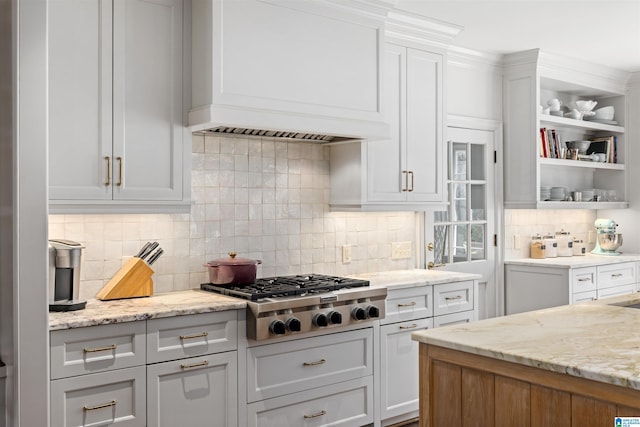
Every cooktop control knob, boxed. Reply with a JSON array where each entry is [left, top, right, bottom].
[[269, 319, 286, 335], [366, 305, 380, 318], [312, 313, 328, 327], [285, 317, 301, 332], [328, 311, 342, 324], [352, 307, 367, 321]]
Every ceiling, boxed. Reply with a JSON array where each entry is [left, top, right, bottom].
[[396, 0, 640, 72]]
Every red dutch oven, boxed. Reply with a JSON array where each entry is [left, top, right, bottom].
[[203, 252, 262, 286]]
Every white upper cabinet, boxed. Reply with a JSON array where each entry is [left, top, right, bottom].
[[189, 0, 391, 140], [330, 10, 459, 211], [48, 0, 190, 213], [503, 49, 630, 209]]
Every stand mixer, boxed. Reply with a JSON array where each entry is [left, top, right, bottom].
[[591, 218, 623, 255]]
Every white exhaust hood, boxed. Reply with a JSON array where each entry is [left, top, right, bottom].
[[189, 0, 394, 142]]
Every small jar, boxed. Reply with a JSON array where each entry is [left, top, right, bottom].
[[543, 234, 558, 258], [530, 235, 546, 259], [573, 238, 586, 256], [555, 230, 573, 257]]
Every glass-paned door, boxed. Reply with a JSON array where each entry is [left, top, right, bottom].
[[426, 126, 497, 319]]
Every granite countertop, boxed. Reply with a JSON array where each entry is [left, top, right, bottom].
[[412, 292, 640, 390], [353, 269, 481, 289], [49, 289, 247, 331], [504, 253, 640, 268]]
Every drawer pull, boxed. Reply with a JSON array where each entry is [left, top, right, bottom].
[[83, 399, 117, 411], [303, 359, 326, 367], [180, 360, 209, 370], [303, 410, 327, 419], [399, 323, 418, 330], [179, 332, 208, 340], [83, 344, 116, 353], [611, 273, 624, 278], [398, 302, 417, 307], [577, 278, 592, 282], [445, 295, 463, 301]]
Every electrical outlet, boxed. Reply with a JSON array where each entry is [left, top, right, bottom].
[[391, 241, 412, 260], [342, 244, 352, 263]]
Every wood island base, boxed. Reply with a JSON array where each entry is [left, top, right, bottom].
[[419, 343, 640, 427]]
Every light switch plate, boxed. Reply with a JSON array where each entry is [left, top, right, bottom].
[[391, 241, 412, 260], [342, 244, 352, 263]]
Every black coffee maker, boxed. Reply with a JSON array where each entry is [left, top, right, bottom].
[[49, 239, 87, 312]]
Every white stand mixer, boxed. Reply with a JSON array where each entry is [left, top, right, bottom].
[[591, 218, 623, 255]]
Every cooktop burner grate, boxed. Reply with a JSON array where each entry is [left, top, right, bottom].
[[200, 274, 369, 301]]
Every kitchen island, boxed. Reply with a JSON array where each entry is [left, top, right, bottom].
[[412, 293, 640, 427]]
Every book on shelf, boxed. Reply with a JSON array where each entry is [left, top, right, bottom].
[[588, 136, 616, 163], [539, 127, 566, 159]]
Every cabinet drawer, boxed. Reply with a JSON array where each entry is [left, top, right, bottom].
[[50, 366, 146, 427], [433, 310, 475, 328], [597, 262, 636, 289], [147, 351, 238, 427], [383, 286, 433, 325], [433, 281, 474, 316], [247, 328, 372, 403], [571, 267, 596, 293], [597, 283, 636, 300], [247, 377, 373, 427], [572, 290, 597, 304], [51, 322, 146, 380], [146, 310, 237, 364]]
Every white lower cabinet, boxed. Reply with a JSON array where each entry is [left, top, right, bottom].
[[50, 311, 238, 427], [147, 351, 237, 427], [378, 280, 478, 426]]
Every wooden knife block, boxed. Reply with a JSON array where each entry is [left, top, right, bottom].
[[96, 257, 154, 300]]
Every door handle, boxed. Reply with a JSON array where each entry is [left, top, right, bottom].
[[104, 156, 111, 186], [402, 171, 408, 192], [408, 171, 414, 192], [427, 242, 434, 251], [117, 156, 123, 186], [428, 262, 446, 270]]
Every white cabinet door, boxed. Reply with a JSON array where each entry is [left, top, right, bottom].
[[113, 0, 184, 201], [367, 44, 444, 204], [146, 352, 238, 427], [48, 0, 113, 200], [379, 318, 433, 422]]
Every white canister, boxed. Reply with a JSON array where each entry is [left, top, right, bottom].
[[543, 234, 558, 258], [555, 230, 573, 257], [573, 238, 586, 256]]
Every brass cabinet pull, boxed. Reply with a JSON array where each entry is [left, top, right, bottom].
[[117, 156, 123, 186], [402, 170, 408, 192], [398, 301, 416, 307], [408, 171, 414, 192], [104, 156, 111, 186], [83, 344, 116, 353], [83, 399, 117, 411], [180, 360, 209, 370], [303, 410, 326, 419], [428, 262, 446, 270], [445, 295, 463, 301], [399, 323, 418, 330], [303, 359, 326, 367], [179, 331, 208, 340]]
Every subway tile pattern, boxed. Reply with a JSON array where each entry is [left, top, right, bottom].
[[49, 134, 417, 299]]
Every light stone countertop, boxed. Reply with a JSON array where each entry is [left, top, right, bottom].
[[504, 253, 640, 268], [353, 269, 481, 289], [412, 292, 640, 390], [49, 289, 246, 331]]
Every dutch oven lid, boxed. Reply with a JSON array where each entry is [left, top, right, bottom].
[[206, 252, 262, 267]]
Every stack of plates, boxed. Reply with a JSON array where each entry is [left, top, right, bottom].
[[540, 186, 551, 201], [550, 187, 566, 201]]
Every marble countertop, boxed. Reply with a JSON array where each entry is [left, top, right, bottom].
[[49, 289, 247, 331], [352, 269, 481, 289], [505, 253, 640, 268], [412, 292, 640, 390]]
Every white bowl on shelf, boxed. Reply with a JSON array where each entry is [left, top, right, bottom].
[[574, 100, 598, 112], [594, 106, 614, 120]]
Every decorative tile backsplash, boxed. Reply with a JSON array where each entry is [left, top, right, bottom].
[[49, 135, 418, 299], [503, 209, 597, 259]]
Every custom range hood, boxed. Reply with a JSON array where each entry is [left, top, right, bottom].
[[189, 0, 393, 143]]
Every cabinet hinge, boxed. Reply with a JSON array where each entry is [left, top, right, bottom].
[[494, 150, 497, 164], [494, 234, 497, 247]]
